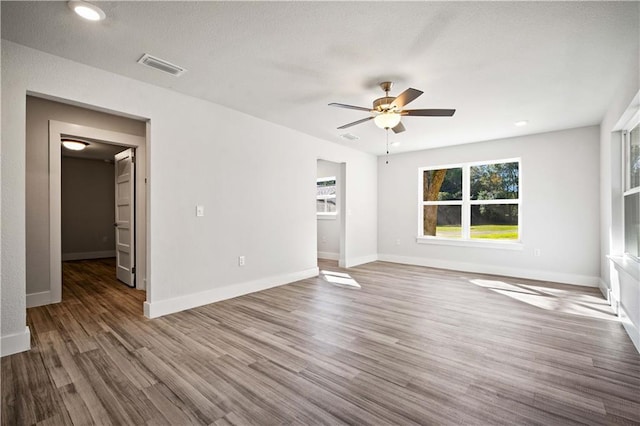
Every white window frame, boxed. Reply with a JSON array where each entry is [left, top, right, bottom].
[[317, 176, 338, 218], [417, 158, 522, 249], [622, 111, 640, 262]]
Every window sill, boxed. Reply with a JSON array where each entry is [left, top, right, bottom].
[[416, 236, 523, 250], [608, 255, 640, 281], [317, 213, 338, 220]]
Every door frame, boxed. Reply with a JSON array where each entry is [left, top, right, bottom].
[[49, 120, 148, 302]]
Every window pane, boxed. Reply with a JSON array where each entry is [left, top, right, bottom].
[[629, 126, 640, 190], [317, 177, 336, 197], [317, 177, 336, 213], [624, 192, 639, 258], [423, 168, 462, 201], [317, 198, 337, 213], [423, 205, 462, 238], [470, 204, 519, 240], [470, 162, 519, 200], [326, 198, 337, 213]]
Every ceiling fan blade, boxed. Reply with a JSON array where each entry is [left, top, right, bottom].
[[337, 116, 374, 129], [402, 109, 456, 117], [329, 103, 372, 112], [392, 122, 406, 134], [391, 88, 423, 109]]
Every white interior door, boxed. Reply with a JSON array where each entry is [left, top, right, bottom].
[[115, 148, 135, 287]]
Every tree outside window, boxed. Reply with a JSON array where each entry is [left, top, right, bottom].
[[420, 160, 520, 241]]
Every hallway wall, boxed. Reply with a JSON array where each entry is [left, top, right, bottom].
[[61, 157, 116, 260]]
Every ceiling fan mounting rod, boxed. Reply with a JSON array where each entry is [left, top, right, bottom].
[[379, 81, 393, 96], [375, 82, 398, 112]]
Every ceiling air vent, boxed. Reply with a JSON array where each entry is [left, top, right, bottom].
[[137, 54, 187, 77], [339, 133, 360, 141]]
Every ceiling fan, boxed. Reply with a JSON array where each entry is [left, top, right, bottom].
[[329, 82, 456, 134]]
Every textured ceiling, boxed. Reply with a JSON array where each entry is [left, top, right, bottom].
[[2, 1, 639, 155]]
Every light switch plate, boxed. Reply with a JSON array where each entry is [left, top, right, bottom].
[[196, 205, 205, 217]]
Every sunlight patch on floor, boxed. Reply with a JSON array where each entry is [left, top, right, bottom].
[[469, 279, 618, 321], [321, 270, 361, 289]]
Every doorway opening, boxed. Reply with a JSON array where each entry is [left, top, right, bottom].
[[61, 140, 136, 288], [50, 121, 147, 306], [316, 159, 346, 268]]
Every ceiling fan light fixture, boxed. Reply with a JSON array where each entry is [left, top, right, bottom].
[[62, 139, 89, 151], [374, 112, 402, 129], [330, 82, 454, 135], [68, 1, 106, 21]]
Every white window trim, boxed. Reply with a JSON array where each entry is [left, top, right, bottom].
[[416, 236, 524, 250], [622, 111, 640, 263], [623, 110, 640, 193], [417, 158, 522, 247], [317, 213, 338, 220]]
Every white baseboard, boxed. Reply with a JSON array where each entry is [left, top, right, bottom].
[[144, 267, 319, 319], [26, 290, 53, 308], [62, 250, 116, 261], [1, 327, 31, 357], [377, 254, 600, 287], [598, 278, 611, 303], [620, 304, 640, 354], [609, 287, 621, 315], [318, 251, 339, 260], [341, 254, 378, 268]]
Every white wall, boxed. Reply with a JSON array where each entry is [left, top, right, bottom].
[[378, 126, 601, 286], [1, 41, 377, 355], [61, 157, 116, 260], [317, 160, 341, 259]]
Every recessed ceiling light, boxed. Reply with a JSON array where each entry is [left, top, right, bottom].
[[62, 139, 89, 151], [391, 141, 401, 147], [68, 1, 106, 21], [514, 120, 528, 127]]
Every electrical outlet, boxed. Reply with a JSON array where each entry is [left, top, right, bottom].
[[534, 248, 541, 257], [238, 256, 245, 266], [395, 239, 401, 245]]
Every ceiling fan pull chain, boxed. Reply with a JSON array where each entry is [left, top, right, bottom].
[[386, 129, 390, 164]]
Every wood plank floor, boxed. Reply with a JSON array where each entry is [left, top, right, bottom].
[[2, 258, 640, 425]]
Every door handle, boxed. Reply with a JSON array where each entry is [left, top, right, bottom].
[[114, 222, 118, 227]]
